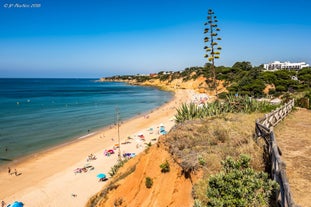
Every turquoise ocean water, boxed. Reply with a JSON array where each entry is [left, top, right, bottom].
[[0, 78, 173, 165]]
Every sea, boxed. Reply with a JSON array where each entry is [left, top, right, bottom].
[[0, 78, 173, 166]]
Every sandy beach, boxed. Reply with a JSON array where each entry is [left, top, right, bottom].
[[0, 89, 194, 207]]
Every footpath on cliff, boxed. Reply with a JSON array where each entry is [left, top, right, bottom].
[[274, 108, 311, 207]]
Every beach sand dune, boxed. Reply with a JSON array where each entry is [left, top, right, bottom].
[[0, 89, 193, 207]]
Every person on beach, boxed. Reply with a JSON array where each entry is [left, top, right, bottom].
[[8, 167, 11, 175], [14, 168, 17, 176], [1, 200, 6, 207]]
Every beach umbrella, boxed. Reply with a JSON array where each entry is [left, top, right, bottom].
[[8, 201, 24, 207], [159, 123, 164, 127], [97, 173, 106, 179], [107, 149, 114, 154]]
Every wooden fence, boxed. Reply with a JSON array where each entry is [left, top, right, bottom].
[[255, 99, 299, 207]]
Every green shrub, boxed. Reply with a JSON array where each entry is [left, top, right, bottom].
[[305, 91, 311, 109], [217, 92, 228, 99], [145, 177, 153, 188], [296, 90, 311, 109], [193, 199, 204, 207], [159, 74, 170, 81], [198, 157, 206, 166], [206, 155, 279, 206], [275, 85, 286, 92], [160, 160, 170, 173], [268, 88, 276, 95]]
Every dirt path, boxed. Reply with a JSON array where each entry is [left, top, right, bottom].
[[274, 108, 311, 207]]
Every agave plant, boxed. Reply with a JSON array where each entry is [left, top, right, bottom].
[[175, 96, 278, 123]]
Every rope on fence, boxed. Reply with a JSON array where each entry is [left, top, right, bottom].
[[255, 99, 298, 207]]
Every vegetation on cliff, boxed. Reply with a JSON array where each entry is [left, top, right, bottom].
[[168, 97, 280, 206], [103, 62, 311, 102], [204, 155, 278, 206], [164, 111, 277, 206], [175, 95, 277, 123]]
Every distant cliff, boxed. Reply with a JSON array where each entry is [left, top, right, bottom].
[[100, 68, 227, 95]]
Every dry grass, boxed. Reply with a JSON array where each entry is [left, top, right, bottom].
[[163, 113, 267, 202], [273, 108, 311, 207]]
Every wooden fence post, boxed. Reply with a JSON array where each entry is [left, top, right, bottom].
[[255, 99, 297, 207]]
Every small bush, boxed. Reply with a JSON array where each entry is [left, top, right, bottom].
[[145, 142, 152, 148], [297, 91, 311, 109], [145, 177, 153, 188], [206, 155, 279, 206], [193, 199, 204, 207], [213, 128, 228, 143], [160, 160, 170, 173], [198, 157, 206, 166], [113, 197, 124, 206], [217, 92, 228, 99], [269, 88, 276, 95]]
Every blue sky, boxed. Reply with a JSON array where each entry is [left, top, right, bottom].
[[0, 0, 310, 78]]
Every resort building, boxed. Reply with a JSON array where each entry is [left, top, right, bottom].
[[264, 61, 309, 71]]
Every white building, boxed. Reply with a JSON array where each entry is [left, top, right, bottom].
[[264, 61, 309, 71]]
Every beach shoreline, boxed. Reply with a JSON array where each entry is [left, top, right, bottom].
[[0, 89, 172, 170], [0, 89, 194, 207], [0, 86, 175, 168]]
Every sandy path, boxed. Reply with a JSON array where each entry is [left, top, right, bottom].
[[0, 89, 194, 207], [274, 108, 311, 207]]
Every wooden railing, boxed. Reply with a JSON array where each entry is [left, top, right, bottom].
[[255, 99, 298, 207], [257, 99, 294, 128]]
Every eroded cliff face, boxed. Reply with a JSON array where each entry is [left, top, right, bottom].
[[93, 141, 198, 207], [101, 76, 227, 96], [139, 76, 208, 92]]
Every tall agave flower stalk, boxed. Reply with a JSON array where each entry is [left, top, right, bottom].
[[204, 9, 222, 95]]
